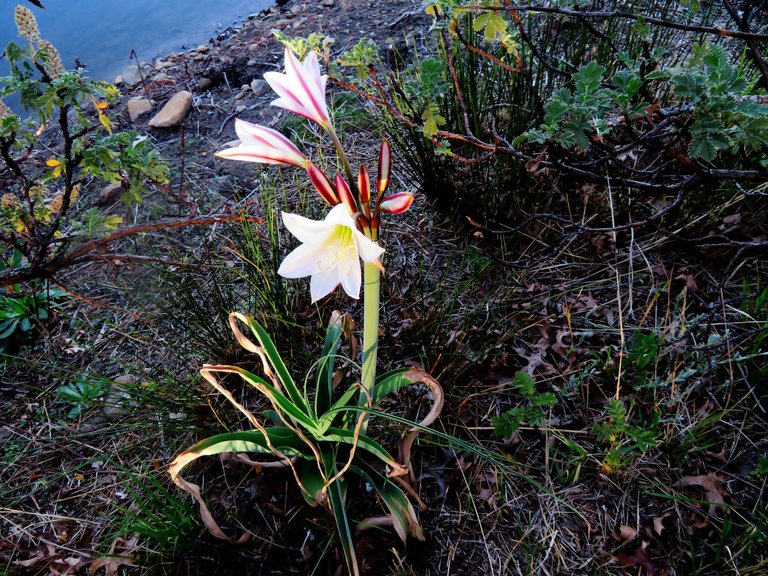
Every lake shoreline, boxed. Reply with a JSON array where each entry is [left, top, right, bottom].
[[111, 0, 429, 151]]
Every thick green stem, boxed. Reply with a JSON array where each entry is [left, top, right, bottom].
[[361, 261, 380, 399]]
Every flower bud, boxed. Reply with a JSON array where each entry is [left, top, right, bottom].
[[376, 139, 391, 198], [378, 192, 414, 215], [358, 164, 371, 205], [335, 174, 358, 215], [307, 163, 339, 206]]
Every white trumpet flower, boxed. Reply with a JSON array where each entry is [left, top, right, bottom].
[[278, 204, 385, 302]]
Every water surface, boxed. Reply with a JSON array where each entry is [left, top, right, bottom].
[[1, 0, 270, 81]]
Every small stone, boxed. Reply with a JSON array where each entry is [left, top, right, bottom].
[[121, 64, 142, 86], [223, 139, 241, 148], [148, 90, 193, 128], [248, 43, 259, 52], [197, 45, 210, 53], [97, 183, 125, 206], [236, 105, 247, 114], [113, 75, 123, 85], [235, 91, 246, 101], [127, 98, 153, 122], [152, 72, 170, 82], [250, 79, 270, 96], [322, 0, 334, 6], [198, 77, 214, 91]]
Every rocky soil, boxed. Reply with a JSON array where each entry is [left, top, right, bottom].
[[110, 0, 429, 186]]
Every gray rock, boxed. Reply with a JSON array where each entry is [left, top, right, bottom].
[[198, 77, 214, 91], [127, 98, 153, 122], [322, 0, 334, 6], [148, 90, 193, 128], [121, 64, 142, 86], [250, 79, 270, 96]]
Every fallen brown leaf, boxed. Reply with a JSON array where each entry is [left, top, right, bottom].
[[613, 543, 661, 575], [679, 472, 728, 517]]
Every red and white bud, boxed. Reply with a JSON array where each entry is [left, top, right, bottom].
[[376, 139, 391, 198], [358, 164, 371, 205], [378, 192, 414, 215], [335, 174, 358, 215], [307, 163, 339, 206]]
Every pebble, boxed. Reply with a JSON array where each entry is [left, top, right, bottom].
[[121, 64, 142, 86], [127, 98, 153, 122], [250, 79, 270, 96], [198, 77, 214, 91], [322, 0, 334, 6], [148, 90, 193, 128]]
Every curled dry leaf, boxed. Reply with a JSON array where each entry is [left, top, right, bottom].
[[396, 368, 445, 484]]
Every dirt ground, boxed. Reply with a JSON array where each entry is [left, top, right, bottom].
[[2, 2, 767, 575]]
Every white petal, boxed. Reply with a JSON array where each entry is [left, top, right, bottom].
[[281, 211, 336, 244], [310, 269, 340, 302], [339, 256, 362, 299], [324, 203, 357, 227], [278, 242, 326, 278], [352, 229, 385, 263]]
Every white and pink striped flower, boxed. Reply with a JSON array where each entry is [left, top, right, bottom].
[[264, 48, 330, 128], [216, 119, 308, 168]]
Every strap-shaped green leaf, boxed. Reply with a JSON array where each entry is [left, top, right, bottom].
[[214, 365, 320, 433], [300, 463, 326, 507], [370, 367, 411, 405], [316, 383, 360, 433], [326, 466, 359, 576], [322, 427, 404, 473], [315, 312, 344, 417], [350, 460, 424, 543], [179, 429, 310, 460], [235, 313, 309, 414], [169, 428, 311, 544]]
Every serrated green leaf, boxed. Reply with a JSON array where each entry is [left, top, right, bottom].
[[473, 12, 508, 44]]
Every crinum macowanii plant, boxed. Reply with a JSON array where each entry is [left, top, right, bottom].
[[170, 47, 442, 575]]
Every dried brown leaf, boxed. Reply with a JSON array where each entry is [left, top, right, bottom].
[[611, 525, 638, 541], [679, 472, 728, 516], [613, 544, 661, 575]]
